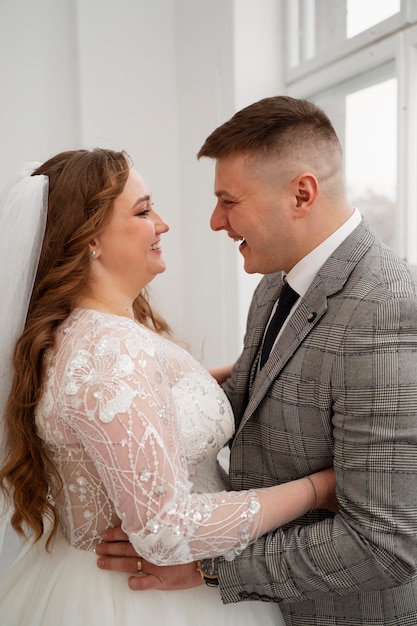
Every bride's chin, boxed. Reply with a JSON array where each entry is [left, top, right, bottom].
[[156, 262, 167, 275]]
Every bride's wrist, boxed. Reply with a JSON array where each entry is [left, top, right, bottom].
[[305, 476, 317, 513], [308, 467, 336, 511]]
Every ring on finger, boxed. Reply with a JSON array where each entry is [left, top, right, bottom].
[[137, 558, 142, 572]]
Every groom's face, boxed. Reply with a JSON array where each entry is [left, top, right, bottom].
[[210, 153, 295, 275]]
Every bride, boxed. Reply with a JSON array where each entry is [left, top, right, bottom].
[[0, 148, 335, 625]]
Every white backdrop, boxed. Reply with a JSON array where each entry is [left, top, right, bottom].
[[0, 0, 284, 367]]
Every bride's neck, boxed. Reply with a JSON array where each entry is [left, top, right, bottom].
[[76, 295, 134, 319]]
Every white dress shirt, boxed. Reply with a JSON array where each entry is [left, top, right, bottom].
[[265, 208, 362, 351]]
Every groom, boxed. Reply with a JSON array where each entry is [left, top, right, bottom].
[[97, 96, 417, 625]]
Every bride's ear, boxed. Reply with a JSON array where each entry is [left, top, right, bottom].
[[88, 240, 100, 261]]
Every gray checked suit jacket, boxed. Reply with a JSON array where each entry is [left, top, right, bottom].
[[219, 220, 417, 625]]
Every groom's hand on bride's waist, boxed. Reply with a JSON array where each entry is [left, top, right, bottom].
[[96, 526, 204, 591]]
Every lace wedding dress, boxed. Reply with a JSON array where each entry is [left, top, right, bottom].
[[0, 309, 284, 625]]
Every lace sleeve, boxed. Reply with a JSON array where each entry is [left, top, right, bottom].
[[60, 321, 264, 565]]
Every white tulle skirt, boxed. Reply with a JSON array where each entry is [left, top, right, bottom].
[[0, 530, 285, 626]]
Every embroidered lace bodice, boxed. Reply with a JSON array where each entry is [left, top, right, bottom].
[[35, 309, 262, 565]]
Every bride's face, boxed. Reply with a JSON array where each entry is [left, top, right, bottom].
[[91, 168, 169, 296]]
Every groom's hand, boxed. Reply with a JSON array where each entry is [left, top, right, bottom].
[[96, 527, 204, 591]]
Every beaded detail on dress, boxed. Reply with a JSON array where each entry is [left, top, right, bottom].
[[35, 309, 261, 565]]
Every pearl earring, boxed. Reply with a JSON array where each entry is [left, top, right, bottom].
[[89, 250, 96, 261]]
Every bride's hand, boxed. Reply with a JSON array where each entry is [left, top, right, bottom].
[[208, 363, 233, 384], [96, 527, 203, 591]]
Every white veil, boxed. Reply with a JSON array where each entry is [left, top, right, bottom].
[[0, 164, 48, 580]]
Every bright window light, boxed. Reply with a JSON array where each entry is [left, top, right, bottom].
[[345, 78, 397, 248], [347, 0, 401, 38]]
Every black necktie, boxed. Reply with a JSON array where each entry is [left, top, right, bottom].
[[260, 281, 299, 368]]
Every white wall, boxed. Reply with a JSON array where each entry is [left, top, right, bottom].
[[0, 0, 284, 368], [171, 0, 285, 365], [74, 0, 185, 356], [0, 0, 81, 174]]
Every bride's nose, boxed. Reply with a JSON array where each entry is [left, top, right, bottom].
[[154, 211, 169, 234]]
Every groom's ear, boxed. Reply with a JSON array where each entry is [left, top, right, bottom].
[[292, 172, 319, 216]]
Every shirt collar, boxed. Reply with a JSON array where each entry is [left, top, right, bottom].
[[286, 208, 362, 297]]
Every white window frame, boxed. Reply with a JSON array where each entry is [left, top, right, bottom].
[[284, 0, 415, 82], [283, 0, 417, 263], [401, 22, 417, 263]]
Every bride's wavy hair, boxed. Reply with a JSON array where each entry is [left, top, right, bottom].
[[0, 148, 171, 548]]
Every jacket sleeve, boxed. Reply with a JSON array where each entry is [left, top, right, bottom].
[[218, 293, 417, 603]]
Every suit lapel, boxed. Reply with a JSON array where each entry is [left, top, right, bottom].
[[235, 220, 375, 437], [246, 278, 284, 392], [237, 291, 327, 437]]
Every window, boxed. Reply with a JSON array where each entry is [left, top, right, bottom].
[[347, 0, 400, 38], [345, 78, 397, 250], [286, 0, 403, 70], [284, 0, 417, 262]]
